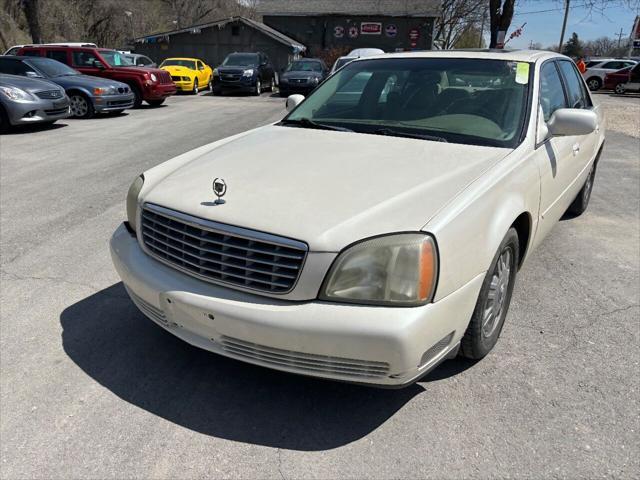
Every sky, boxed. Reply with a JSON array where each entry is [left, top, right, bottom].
[[503, 0, 640, 48]]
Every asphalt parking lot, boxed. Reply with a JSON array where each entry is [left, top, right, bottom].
[[1, 91, 638, 479]]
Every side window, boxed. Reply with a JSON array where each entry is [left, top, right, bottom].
[[72, 51, 99, 67], [602, 61, 622, 70], [0, 59, 37, 76], [21, 49, 41, 57], [539, 62, 567, 122], [558, 61, 590, 108], [46, 50, 68, 65]]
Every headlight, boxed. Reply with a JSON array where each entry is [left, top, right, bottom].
[[320, 233, 438, 306], [242, 69, 254, 77], [126, 174, 144, 233], [213, 68, 219, 76], [150, 73, 157, 82], [0, 86, 33, 101], [93, 86, 117, 95], [310, 77, 320, 84]]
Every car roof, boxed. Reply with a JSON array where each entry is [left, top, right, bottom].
[[360, 49, 565, 63], [162, 57, 200, 61]]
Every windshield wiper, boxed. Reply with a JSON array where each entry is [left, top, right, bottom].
[[372, 128, 448, 143], [281, 118, 353, 132]]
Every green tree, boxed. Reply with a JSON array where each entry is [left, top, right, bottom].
[[562, 32, 584, 58]]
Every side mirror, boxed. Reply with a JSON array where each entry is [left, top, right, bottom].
[[547, 108, 598, 137], [93, 60, 105, 69], [285, 94, 305, 112], [26, 71, 41, 78]]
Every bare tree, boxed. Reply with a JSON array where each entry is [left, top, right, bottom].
[[21, 0, 41, 42], [489, 0, 515, 48], [434, 0, 485, 49]]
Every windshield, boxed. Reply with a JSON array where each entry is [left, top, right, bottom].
[[286, 61, 322, 72], [100, 50, 134, 67], [222, 54, 258, 67], [26, 57, 79, 77], [160, 59, 196, 69], [285, 58, 531, 148]]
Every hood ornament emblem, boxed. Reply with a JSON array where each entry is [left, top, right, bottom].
[[212, 178, 227, 205]]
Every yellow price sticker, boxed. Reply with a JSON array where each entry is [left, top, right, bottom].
[[515, 62, 530, 84]]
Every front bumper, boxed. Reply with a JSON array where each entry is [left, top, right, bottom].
[[213, 76, 256, 92], [173, 79, 195, 91], [143, 83, 177, 101], [6, 97, 70, 125], [110, 223, 483, 387], [279, 82, 316, 95], [93, 92, 135, 112]]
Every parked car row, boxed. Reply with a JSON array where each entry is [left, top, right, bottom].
[[1, 42, 384, 133], [603, 63, 640, 94], [581, 57, 638, 91]]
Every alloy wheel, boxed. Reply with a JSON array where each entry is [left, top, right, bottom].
[[587, 78, 601, 91], [256, 79, 261, 95], [70, 95, 88, 117], [615, 83, 625, 94], [193, 79, 199, 94], [481, 248, 512, 338]]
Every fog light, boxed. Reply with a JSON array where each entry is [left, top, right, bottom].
[[24, 110, 36, 118], [419, 332, 454, 368]]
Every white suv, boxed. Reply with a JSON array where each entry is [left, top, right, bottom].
[[583, 58, 637, 90]]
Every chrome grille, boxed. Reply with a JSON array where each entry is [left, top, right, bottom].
[[35, 89, 62, 99], [219, 336, 390, 379], [157, 70, 173, 84], [141, 204, 307, 294]]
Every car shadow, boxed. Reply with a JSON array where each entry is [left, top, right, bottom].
[[60, 283, 476, 450], [2, 122, 68, 135]]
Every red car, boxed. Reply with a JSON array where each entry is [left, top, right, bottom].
[[18, 46, 176, 107], [604, 66, 632, 94]]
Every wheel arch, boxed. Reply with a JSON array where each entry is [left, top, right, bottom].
[[511, 211, 532, 269]]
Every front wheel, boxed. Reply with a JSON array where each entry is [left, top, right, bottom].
[[253, 78, 261, 96], [192, 78, 199, 95], [460, 228, 519, 360], [0, 105, 10, 133], [69, 93, 94, 118], [586, 77, 602, 91], [147, 99, 165, 107]]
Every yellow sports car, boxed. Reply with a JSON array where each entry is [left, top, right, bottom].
[[160, 57, 213, 94]]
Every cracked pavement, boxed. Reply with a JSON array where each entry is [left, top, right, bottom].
[[1, 92, 638, 479]]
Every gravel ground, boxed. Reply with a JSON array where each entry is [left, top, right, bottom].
[[593, 91, 640, 138], [0, 91, 638, 479]]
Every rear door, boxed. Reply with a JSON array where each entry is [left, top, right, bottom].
[[45, 49, 71, 66]]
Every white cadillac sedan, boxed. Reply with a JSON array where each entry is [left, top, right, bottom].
[[111, 50, 605, 387]]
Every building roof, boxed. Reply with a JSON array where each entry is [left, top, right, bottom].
[[133, 16, 306, 52], [257, 0, 440, 17]]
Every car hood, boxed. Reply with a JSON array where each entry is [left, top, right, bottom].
[[281, 71, 322, 79], [144, 125, 509, 251], [49, 74, 127, 89], [161, 65, 194, 75], [107, 66, 162, 75], [0, 73, 63, 93], [217, 65, 256, 72]]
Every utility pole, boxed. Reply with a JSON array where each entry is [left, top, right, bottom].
[[615, 27, 626, 48], [558, 0, 570, 52]]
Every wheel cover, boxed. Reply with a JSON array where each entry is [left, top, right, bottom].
[[70, 95, 88, 117], [256, 80, 261, 93], [194, 79, 198, 93], [588, 79, 600, 90], [615, 84, 625, 93], [482, 249, 512, 338]]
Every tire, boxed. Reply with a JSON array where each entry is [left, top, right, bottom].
[[0, 105, 10, 134], [614, 83, 626, 94], [147, 99, 165, 107], [69, 93, 94, 119], [131, 86, 143, 108], [192, 78, 199, 95], [586, 77, 602, 91], [567, 163, 596, 216], [266, 76, 274, 92], [208, 77, 213, 92], [212, 87, 221, 96], [253, 78, 261, 96], [460, 228, 519, 360]]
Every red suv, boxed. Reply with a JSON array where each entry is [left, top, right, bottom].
[[18, 46, 176, 107]]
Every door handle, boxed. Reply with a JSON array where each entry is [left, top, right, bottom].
[[572, 143, 580, 155]]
